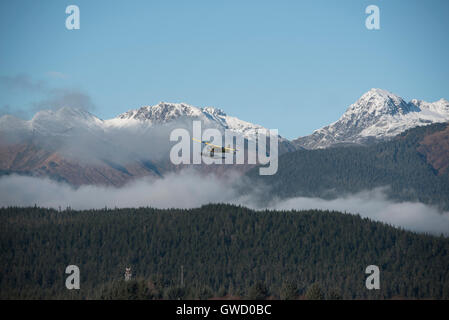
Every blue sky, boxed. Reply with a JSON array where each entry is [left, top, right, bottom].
[[1, 0, 448, 139]]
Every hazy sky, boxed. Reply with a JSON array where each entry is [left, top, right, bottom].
[[1, 0, 448, 138]]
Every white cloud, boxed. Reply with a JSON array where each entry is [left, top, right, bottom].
[[269, 189, 449, 236], [0, 170, 240, 210], [1, 173, 448, 236]]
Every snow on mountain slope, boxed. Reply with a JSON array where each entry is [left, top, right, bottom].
[[104, 102, 274, 141], [0, 102, 293, 185], [0, 102, 295, 160], [0, 102, 279, 140], [293, 89, 449, 149], [31, 107, 105, 136], [106, 102, 296, 153], [3, 90, 447, 156]]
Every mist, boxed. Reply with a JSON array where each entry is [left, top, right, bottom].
[[0, 73, 96, 116], [1, 172, 448, 236], [32, 88, 96, 113], [268, 190, 449, 236], [0, 170, 241, 210]]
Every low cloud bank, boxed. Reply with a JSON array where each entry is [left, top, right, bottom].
[[269, 191, 449, 236], [0, 171, 240, 210], [1, 172, 448, 235]]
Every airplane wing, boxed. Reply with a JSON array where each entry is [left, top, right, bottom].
[[192, 138, 237, 151]]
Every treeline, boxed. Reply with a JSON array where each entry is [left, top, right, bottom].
[[1, 205, 448, 299], [98, 279, 337, 300], [247, 123, 449, 210]]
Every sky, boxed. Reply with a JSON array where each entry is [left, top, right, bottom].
[[0, 0, 448, 139]]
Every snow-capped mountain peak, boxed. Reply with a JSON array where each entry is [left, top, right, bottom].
[[32, 106, 101, 124], [0, 102, 289, 145], [116, 102, 229, 124], [28, 107, 103, 136], [116, 102, 203, 123], [202, 106, 226, 116], [342, 88, 415, 121], [107, 102, 275, 141], [294, 89, 449, 149]]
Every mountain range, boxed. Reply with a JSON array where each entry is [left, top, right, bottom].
[[0, 102, 294, 185], [0, 102, 289, 143], [0, 89, 448, 186]]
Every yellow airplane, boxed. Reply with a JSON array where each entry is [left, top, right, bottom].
[[192, 137, 237, 158]]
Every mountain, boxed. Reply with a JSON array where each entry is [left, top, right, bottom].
[[0, 103, 282, 141], [0, 143, 164, 186], [0, 103, 294, 185], [107, 102, 295, 151], [2, 91, 449, 187], [417, 123, 449, 175], [293, 88, 449, 149], [109, 103, 267, 139], [248, 122, 449, 210]]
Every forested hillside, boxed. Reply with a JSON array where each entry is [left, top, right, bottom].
[[1, 205, 448, 299], [248, 123, 449, 210]]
